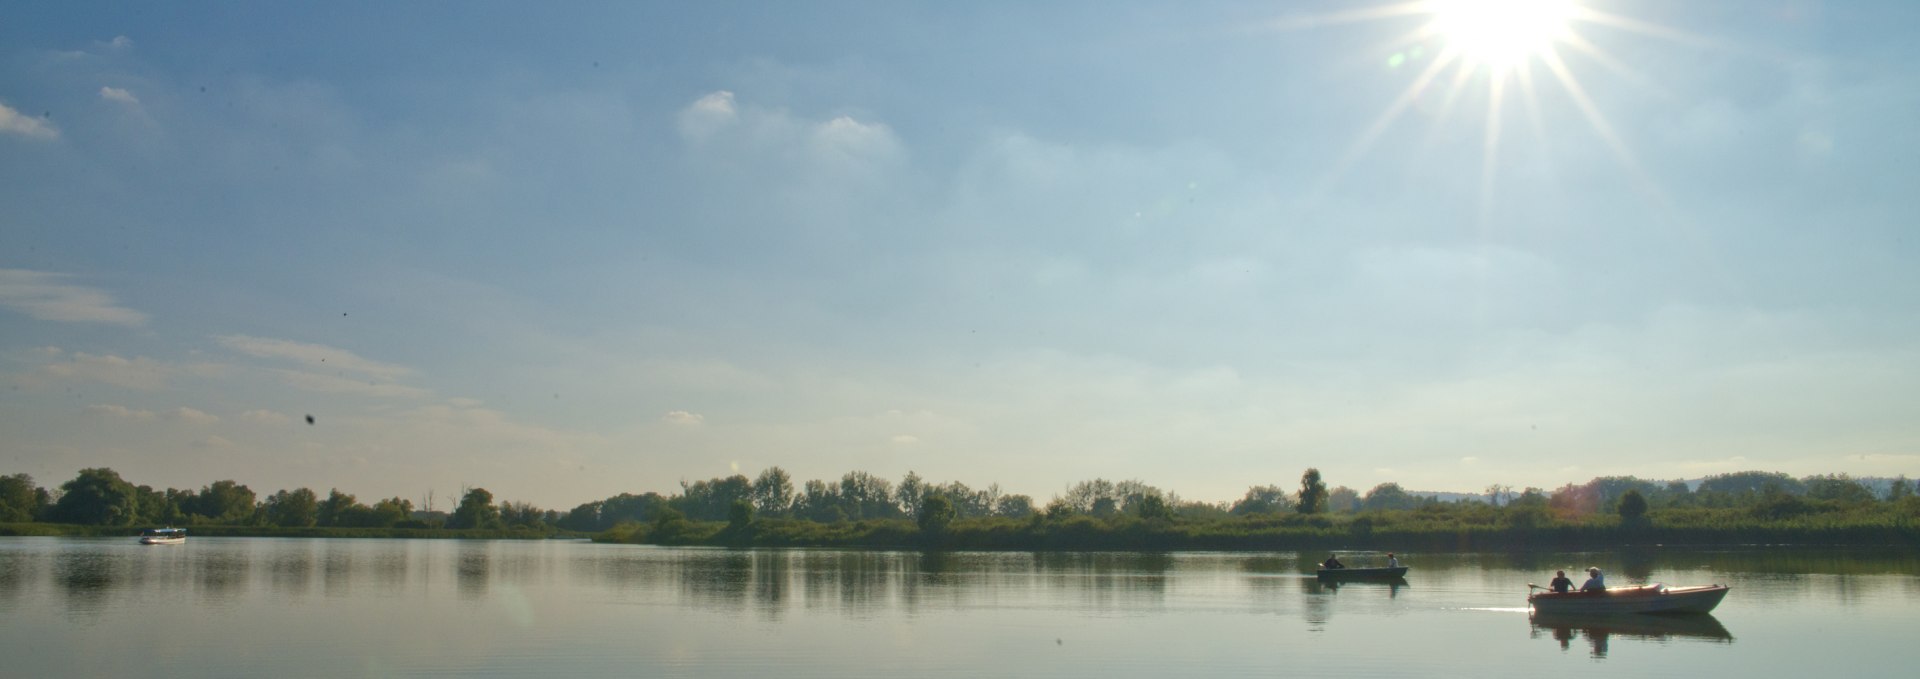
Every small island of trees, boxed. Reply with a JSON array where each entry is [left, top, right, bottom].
[[2, 466, 1914, 549]]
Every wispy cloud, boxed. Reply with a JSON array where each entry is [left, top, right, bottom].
[[85, 404, 157, 421], [99, 86, 139, 106], [677, 90, 738, 140], [663, 410, 705, 426], [42, 353, 169, 389], [241, 409, 293, 425], [0, 270, 146, 324], [216, 335, 411, 380], [270, 369, 430, 398], [0, 102, 59, 140], [173, 407, 220, 425]]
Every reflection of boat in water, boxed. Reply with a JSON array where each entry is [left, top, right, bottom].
[[1309, 576, 1408, 597], [1315, 566, 1408, 581], [1528, 583, 1728, 614], [139, 527, 186, 545], [1532, 611, 1733, 657], [1529, 611, 1733, 642]]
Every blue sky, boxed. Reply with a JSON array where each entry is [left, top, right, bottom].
[[3, 0, 1916, 509]]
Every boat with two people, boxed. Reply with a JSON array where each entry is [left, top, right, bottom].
[[1316, 552, 1408, 581], [139, 527, 186, 545], [1527, 582, 1729, 615]]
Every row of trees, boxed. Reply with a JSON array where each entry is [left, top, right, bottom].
[[6, 466, 1911, 534], [0, 469, 537, 531]]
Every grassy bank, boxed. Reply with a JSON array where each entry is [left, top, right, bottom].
[[594, 501, 1920, 551], [0, 522, 582, 540]]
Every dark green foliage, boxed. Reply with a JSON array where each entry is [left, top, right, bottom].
[[0, 474, 47, 522], [1362, 482, 1418, 512], [675, 475, 752, 521], [450, 488, 501, 529], [1298, 468, 1327, 515], [1131, 493, 1173, 521], [265, 488, 319, 527], [1230, 485, 1289, 515], [195, 480, 257, 524], [1618, 489, 1649, 524], [727, 499, 754, 532], [51, 468, 140, 525], [752, 467, 795, 516], [1804, 474, 1875, 504], [917, 494, 955, 535]]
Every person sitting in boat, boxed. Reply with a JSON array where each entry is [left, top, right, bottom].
[[1580, 567, 1606, 591], [1549, 570, 1573, 593], [1323, 554, 1345, 569], [1385, 552, 1399, 568]]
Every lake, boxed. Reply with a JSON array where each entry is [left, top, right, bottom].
[[1, 538, 1914, 677]]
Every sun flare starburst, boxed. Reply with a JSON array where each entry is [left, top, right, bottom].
[[1425, 0, 1577, 76]]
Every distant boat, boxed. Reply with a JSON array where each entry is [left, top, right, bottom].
[[139, 527, 186, 545], [1527, 583, 1728, 615], [1316, 565, 1408, 580]]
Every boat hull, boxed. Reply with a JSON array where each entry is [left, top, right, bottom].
[[1528, 584, 1728, 615], [1317, 566, 1408, 580], [140, 536, 185, 545]]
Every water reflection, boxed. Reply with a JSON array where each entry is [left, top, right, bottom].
[[456, 542, 490, 599], [1529, 613, 1733, 658], [55, 549, 115, 615]]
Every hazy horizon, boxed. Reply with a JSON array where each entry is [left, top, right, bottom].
[[4, 1, 1917, 509]]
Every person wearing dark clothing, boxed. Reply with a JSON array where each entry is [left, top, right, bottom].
[[1323, 554, 1345, 569], [1549, 570, 1574, 593]]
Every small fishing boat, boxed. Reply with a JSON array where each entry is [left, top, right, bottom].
[[1527, 583, 1728, 615], [139, 527, 186, 545], [1316, 565, 1409, 580]]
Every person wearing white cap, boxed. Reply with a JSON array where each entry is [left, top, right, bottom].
[[1580, 567, 1607, 592]]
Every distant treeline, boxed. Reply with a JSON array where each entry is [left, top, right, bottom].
[[4, 467, 1915, 548]]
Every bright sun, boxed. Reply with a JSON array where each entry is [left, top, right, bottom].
[[1425, 0, 1577, 74]]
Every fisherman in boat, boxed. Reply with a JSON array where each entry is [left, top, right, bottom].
[[1549, 570, 1573, 593], [1323, 554, 1345, 569], [1580, 567, 1606, 592], [1385, 552, 1399, 568]]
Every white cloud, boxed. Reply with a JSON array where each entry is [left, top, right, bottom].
[[663, 410, 705, 426], [809, 115, 902, 164], [173, 407, 220, 425], [270, 369, 430, 398], [42, 353, 169, 389], [99, 86, 139, 105], [241, 409, 293, 425], [677, 90, 738, 140], [106, 36, 133, 50], [889, 434, 920, 445], [0, 102, 59, 140], [85, 404, 157, 421], [0, 270, 146, 324], [194, 435, 235, 449], [216, 335, 411, 380]]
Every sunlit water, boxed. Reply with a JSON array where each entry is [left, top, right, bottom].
[[1, 538, 1914, 677]]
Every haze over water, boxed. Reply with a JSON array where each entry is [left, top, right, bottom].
[[3, 538, 1913, 677]]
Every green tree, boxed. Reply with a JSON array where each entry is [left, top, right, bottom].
[[1889, 476, 1912, 501], [1230, 485, 1289, 515], [196, 480, 257, 523], [450, 487, 501, 529], [993, 494, 1036, 518], [371, 497, 414, 526], [51, 467, 140, 525], [1618, 488, 1649, 524], [727, 499, 754, 533], [316, 489, 361, 527], [1361, 482, 1418, 512], [751, 466, 795, 516], [1326, 486, 1360, 513], [917, 494, 955, 535], [1297, 468, 1328, 515], [1804, 474, 1875, 504], [264, 488, 319, 527], [0, 473, 47, 522], [1131, 493, 1174, 521]]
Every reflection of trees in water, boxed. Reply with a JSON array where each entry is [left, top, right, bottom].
[[679, 551, 752, 611], [55, 550, 116, 615], [1029, 551, 1173, 613], [1299, 578, 1331, 631], [196, 548, 248, 603], [456, 542, 490, 599], [321, 545, 354, 597], [269, 546, 314, 597], [0, 552, 25, 603]]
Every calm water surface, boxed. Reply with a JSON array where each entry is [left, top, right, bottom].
[[2, 538, 1914, 677]]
